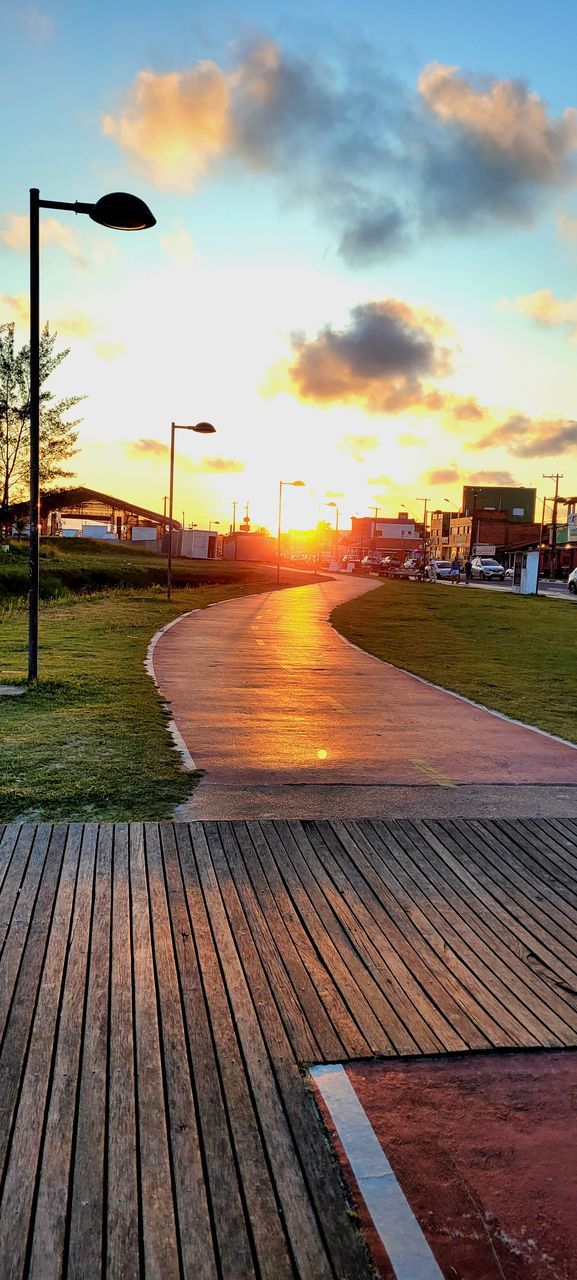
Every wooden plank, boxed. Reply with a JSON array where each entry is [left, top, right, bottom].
[[144, 823, 217, 1280], [106, 824, 140, 1280], [543, 818, 577, 861], [265, 819, 382, 1056], [0, 825, 66, 1186], [400, 819, 577, 1043], [0, 824, 42, 959], [426, 821, 577, 996], [444, 820, 577, 967], [363, 820, 545, 1050], [476, 820, 577, 936], [0, 824, 21, 899], [28, 825, 98, 1280], [247, 820, 363, 1059], [67, 823, 113, 1279], [332, 820, 494, 1051], [234, 822, 345, 1062], [126, 823, 180, 1280], [160, 823, 255, 1280], [218, 822, 321, 1061], [195, 820, 333, 1280], [0, 826, 82, 1276], [309, 819, 469, 1054], [388, 819, 565, 1047], [295, 820, 437, 1056], [174, 821, 290, 1280], [500, 819, 577, 896], [200, 820, 367, 1280], [0, 826, 51, 1047]]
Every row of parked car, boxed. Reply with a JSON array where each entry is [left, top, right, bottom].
[[343, 553, 508, 580], [343, 553, 577, 593]]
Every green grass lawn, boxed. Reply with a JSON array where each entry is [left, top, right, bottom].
[[0, 536, 289, 603], [331, 581, 577, 744], [0, 565, 316, 823]]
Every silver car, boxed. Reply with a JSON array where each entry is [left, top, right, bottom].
[[471, 556, 506, 581]]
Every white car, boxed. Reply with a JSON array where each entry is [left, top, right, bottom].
[[568, 567, 577, 595], [471, 556, 506, 581], [425, 560, 452, 581]]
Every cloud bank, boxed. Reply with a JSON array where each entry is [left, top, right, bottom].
[[281, 299, 452, 413], [476, 413, 577, 458], [102, 42, 577, 263], [125, 439, 244, 472]]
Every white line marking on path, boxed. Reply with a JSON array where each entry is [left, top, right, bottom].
[[145, 610, 200, 772], [311, 1063, 444, 1280]]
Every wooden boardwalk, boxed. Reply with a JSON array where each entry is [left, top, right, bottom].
[[1, 816, 576, 1278]]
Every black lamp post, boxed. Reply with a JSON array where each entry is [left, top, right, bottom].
[[277, 480, 304, 584], [167, 421, 216, 599], [28, 189, 156, 681]]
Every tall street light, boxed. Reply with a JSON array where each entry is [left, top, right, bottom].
[[277, 480, 304, 584], [167, 421, 216, 599], [326, 501, 340, 561], [317, 500, 339, 570], [416, 496, 429, 560], [28, 188, 156, 681]]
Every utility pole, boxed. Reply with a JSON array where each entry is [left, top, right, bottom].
[[370, 507, 379, 557], [468, 488, 481, 560], [163, 495, 168, 530], [543, 473, 563, 580]]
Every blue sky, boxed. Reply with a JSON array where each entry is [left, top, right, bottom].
[[2, 0, 577, 529]]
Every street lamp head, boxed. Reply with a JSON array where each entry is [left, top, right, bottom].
[[291, 480, 305, 487], [89, 191, 156, 230], [192, 422, 216, 434]]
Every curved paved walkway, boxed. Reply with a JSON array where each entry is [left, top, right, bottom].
[[151, 578, 577, 817]]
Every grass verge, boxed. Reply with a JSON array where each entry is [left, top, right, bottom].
[[331, 580, 577, 744], [0, 571, 315, 822], [0, 536, 293, 603]]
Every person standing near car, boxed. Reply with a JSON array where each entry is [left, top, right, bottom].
[[465, 556, 473, 585], [450, 555, 461, 584], [429, 560, 437, 583]]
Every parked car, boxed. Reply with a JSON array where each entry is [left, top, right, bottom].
[[504, 567, 514, 580], [425, 560, 452, 581], [361, 555, 385, 571], [391, 557, 425, 579], [379, 554, 404, 577], [470, 556, 506, 581], [568, 567, 577, 594]]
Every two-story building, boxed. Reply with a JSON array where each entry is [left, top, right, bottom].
[[349, 512, 423, 559]]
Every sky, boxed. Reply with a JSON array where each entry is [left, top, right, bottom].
[[2, 0, 577, 532]]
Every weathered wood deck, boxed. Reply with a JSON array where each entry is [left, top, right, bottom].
[[1, 816, 576, 1278]]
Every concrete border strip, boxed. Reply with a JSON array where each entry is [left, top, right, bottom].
[[330, 620, 577, 754], [145, 609, 202, 772], [311, 1063, 444, 1280]]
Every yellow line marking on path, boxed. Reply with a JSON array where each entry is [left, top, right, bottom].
[[410, 758, 455, 787]]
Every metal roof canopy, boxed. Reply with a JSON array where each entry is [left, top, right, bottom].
[[5, 485, 180, 529]]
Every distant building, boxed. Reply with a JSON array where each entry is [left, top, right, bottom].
[[429, 510, 457, 559], [222, 531, 275, 562], [3, 485, 171, 540], [461, 485, 536, 523], [448, 509, 540, 560], [349, 513, 422, 559]]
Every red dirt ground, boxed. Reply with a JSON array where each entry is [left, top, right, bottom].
[[318, 1051, 577, 1280]]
